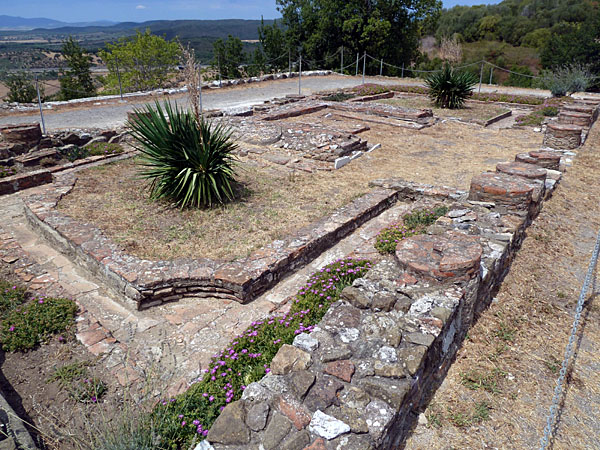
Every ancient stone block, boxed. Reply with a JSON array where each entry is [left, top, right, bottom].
[[271, 345, 311, 375], [206, 400, 250, 445], [0, 123, 41, 146]]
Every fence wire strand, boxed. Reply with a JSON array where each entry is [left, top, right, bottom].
[[539, 229, 600, 449]]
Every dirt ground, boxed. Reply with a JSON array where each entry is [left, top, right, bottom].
[[57, 111, 541, 261], [0, 261, 124, 450], [404, 122, 600, 449]]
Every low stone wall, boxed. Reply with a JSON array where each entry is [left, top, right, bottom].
[[202, 167, 560, 449], [197, 101, 600, 450], [24, 177, 404, 309]]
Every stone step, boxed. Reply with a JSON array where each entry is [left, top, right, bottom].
[[15, 148, 60, 167]]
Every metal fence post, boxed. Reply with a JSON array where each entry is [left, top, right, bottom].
[[362, 51, 366, 84], [380, 58, 383, 76], [198, 63, 203, 115], [115, 56, 124, 100], [34, 74, 46, 135], [289, 49, 291, 76], [340, 46, 343, 74], [298, 54, 302, 95], [355, 53, 359, 76], [489, 67, 494, 85], [479, 61, 484, 93], [218, 54, 222, 88], [401, 62, 404, 78]]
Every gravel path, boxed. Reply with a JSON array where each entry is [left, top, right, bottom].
[[0, 75, 552, 131]]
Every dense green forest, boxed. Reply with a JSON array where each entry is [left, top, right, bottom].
[[433, 0, 600, 72]]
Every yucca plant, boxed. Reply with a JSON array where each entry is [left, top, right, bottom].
[[425, 64, 478, 109], [127, 101, 238, 208]]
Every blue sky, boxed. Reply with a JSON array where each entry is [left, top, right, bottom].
[[4, 0, 500, 23]]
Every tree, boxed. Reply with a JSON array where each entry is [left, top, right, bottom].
[[3, 72, 40, 103], [212, 35, 244, 79], [274, 0, 441, 72], [59, 36, 96, 100], [258, 17, 288, 71], [100, 29, 181, 93]]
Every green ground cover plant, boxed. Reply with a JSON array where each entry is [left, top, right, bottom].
[[0, 281, 78, 352], [86, 142, 124, 157], [0, 166, 17, 178], [375, 206, 449, 254], [148, 257, 371, 448]]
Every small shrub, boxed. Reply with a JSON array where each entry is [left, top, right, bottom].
[[540, 64, 596, 96], [152, 257, 371, 448], [0, 165, 17, 178], [425, 64, 478, 109], [540, 106, 558, 116], [128, 101, 238, 209], [351, 83, 390, 96], [60, 145, 90, 162], [375, 206, 449, 254], [86, 141, 124, 157], [322, 92, 356, 102], [0, 296, 78, 351]]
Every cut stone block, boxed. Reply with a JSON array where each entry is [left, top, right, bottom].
[[0, 123, 42, 146]]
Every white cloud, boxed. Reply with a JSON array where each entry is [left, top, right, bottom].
[[136, 4, 146, 9]]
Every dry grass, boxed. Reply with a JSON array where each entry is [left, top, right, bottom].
[[57, 157, 365, 261], [291, 113, 541, 190], [404, 125, 600, 449], [58, 114, 542, 261], [379, 96, 510, 122]]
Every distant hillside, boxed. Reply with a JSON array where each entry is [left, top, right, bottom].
[[434, 0, 596, 47], [0, 15, 115, 31]]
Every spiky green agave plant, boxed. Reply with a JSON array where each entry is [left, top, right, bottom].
[[425, 64, 478, 109], [127, 101, 238, 208]]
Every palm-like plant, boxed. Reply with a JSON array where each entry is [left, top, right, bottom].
[[425, 64, 478, 109], [127, 101, 238, 208]]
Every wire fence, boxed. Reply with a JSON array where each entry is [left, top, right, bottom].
[[1, 43, 549, 106]]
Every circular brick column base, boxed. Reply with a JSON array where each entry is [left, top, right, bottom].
[[558, 111, 591, 127], [496, 161, 547, 181], [543, 123, 583, 150], [515, 151, 561, 170], [468, 172, 534, 209], [395, 231, 482, 281]]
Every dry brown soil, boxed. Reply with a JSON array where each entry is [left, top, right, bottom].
[[404, 124, 600, 449], [58, 113, 542, 261]]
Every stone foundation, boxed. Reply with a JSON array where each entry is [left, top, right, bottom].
[[202, 162, 562, 450], [23, 177, 404, 309], [515, 150, 561, 170]]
